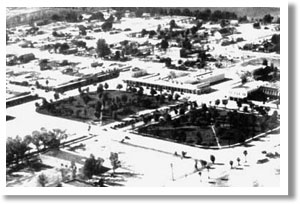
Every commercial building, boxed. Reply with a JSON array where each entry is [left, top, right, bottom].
[[124, 71, 224, 95], [227, 81, 279, 100]]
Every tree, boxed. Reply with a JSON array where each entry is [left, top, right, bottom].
[[37, 173, 48, 187], [229, 160, 234, 169], [106, 15, 115, 23], [196, 132, 203, 145], [174, 93, 180, 100], [263, 14, 274, 24], [210, 155, 216, 164], [271, 34, 280, 44], [102, 83, 108, 91], [200, 160, 207, 168], [109, 152, 120, 175], [65, 11, 79, 22], [141, 29, 148, 37], [237, 157, 241, 166], [211, 10, 222, 21], [138, 86, 144, 96], [97, 84, 104, 94], [95, 100, 102, 113], [51, 14, 61, 21], [157, 24, 161, 33], [101, 21, 113, 31], [89, 12, 105, 21], [220, 19, 227, 28], [238, 15, 248, 23], [96, 39, 111, 58], [168, 94, 173, 102], [114, 50, 121, 60], [236, 100, 242, 110], [150, 88, 157, 97], [241, 75, 247, 84], [169, 19, 177, 30], [222, 99, 228, 109], [182, 38, 192, 50], [161, 38, 169, 51], [135, 8, 144, 17], [83, 154, 96, 179], [54, 92, 59, 100], [165, 57, 172, 67], [262, 59, 268, 66], [115, 11, 122, 21], [121, 94, 128, 104], [253, 22, 261, 29], [243, 150, 248, 163], [60, 43, 70, 53], [94, 111, 101, 120], [116, 84, 123, 91], [215, 99, 220, 106]]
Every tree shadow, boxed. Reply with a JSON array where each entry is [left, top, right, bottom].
[[243, 143, 255, 147], [7, 161, 53, 175], [213, 163, 225, 166], [234, 167, 244, 170]]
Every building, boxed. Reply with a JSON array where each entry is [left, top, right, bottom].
[[260, 82, 280, 98], [18, 53, 35, 63], [124, 70, 225, 95], [124, 77, 209, 95], [227, 81, 280, 100], [228, 81, 264, 100]]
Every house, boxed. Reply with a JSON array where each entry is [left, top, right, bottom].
[[6, 54, 18, 66], [260, 82, 280, 98], [142, 13, 151, 19], [230, 20, 239, 26], [227, 81, 265, 100], [62, 48, 78, 55], [35, 19, 50, 26], [19, 40, 33, 48], [18, 53, 35, 64]]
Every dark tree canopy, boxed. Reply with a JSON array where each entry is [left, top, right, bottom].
[[263, 14, 274, 24], [101, 21, 113, 31], [161, 39, 169, 50], [96, 39, 111, 58]]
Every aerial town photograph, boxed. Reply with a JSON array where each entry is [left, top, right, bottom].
[[5, 6, 282, 192]]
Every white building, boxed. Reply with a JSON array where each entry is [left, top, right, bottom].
[[227, 81, 265, 99]]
